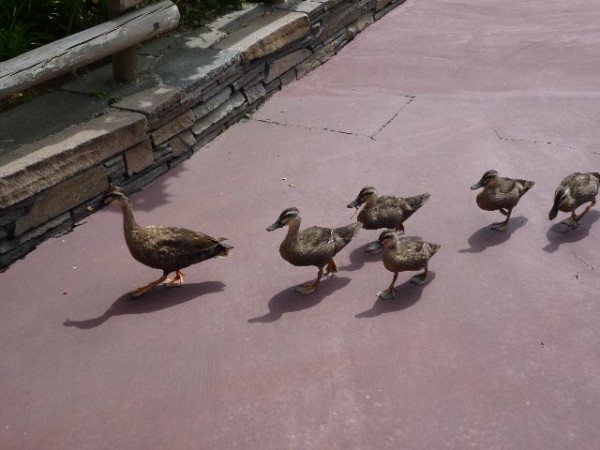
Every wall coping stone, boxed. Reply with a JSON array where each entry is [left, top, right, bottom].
[[0, 0, 408, 269], [214, 10, 310, 64], [0, 110, 147, 209]]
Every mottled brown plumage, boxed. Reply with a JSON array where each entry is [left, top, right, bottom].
[[470, 170, 534, 231], [549, 172, 600, 228], [347, 186, 430, 253], [103, 187, 232, 297], [377, 229, 440, 300], [266, 207, 362, 295]]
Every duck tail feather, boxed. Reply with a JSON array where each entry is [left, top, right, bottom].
[[519, 180, 535, 194], [337, 222, 362, 241], [406, 193, 431, 210]]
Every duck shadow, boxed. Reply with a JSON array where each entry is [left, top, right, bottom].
[[458, 216, 527, 253], [345, 242, 381, 271], [355, 272, 435, 318], [63, 281, 225, 329], [543, 211, 600, 253], [248, 277, 351, 323]]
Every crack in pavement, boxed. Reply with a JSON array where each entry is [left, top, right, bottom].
[[252, 95, 416, 141], [493, 129, 600, 157], [572, 250, 596, 271], [251, 118, 374, 140], [370, 95, 415, 139]]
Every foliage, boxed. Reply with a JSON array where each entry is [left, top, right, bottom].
[[174, 0, 244, 29], [0, 0, 244, 62], [0, 1, 108, 62]]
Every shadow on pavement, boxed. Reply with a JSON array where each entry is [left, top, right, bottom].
[[247, 277, 351, 323], [458, 216, 527, 253], [345, 242, 380, 271], [63, 281, 225, 329], [543, 211, 600, 253], [102, 164, 189, 216], [355, 272, 435, 318]]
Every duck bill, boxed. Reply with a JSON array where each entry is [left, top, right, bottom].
[[470, 181, 483, 190], [218, 247, 233, 258], [347, 198, 362, 208], [266, 221, 283, 232]]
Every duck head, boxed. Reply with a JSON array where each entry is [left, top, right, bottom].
[[470, 170, 498, 190], [347, 186, 378, 209], [266, 207, 301, 231], [103, 186, 128, 206], [378, 229, 405, 249]]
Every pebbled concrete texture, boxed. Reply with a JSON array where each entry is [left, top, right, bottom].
[[0, 91, 107, 156], [1, 0, 600, 449]]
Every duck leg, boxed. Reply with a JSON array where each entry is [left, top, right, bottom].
[[576, 199, 596, 223], [491, 208, 512, 231], [163, 270, 185, 287], [410, 265, 428, 285], [131, 274, 169, 298], [324, 259, 338, 278], [560, 211, 579, 228], [377, 272, 398, 300], [499, 208, 509, 216], [295, 267, 324, 295]]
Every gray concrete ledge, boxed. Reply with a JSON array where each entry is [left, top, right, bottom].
[[0, 0, 408, 269]]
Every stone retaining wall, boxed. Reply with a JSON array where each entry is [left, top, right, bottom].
[[0, 0, 407, 269]]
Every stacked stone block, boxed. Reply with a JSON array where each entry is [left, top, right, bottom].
[[0, 0, 407, 269]]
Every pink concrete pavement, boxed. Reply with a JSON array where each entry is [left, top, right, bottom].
[[2, 1, 600, 448]]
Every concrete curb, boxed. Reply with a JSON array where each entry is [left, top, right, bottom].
[[0, 0, 408, 269]]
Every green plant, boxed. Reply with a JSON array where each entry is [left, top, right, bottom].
[[174, 0, 244, 29], [0, 1, 246, 62], [0, 0, 108, 62]]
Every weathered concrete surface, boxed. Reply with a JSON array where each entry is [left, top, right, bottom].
[[0, 110, 147, 209], [14, 166, 109, 236], [0, 91, 107, 156], [214, 10, 310, 63], [2, 1, 600, 449], [156, 47, 241, 91]]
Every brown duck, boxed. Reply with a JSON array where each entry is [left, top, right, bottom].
[[103, 187, 233, 297], [549, 172, 600, 228], [347, 186, 430, 253], [266, 207, 362, 295], [377, 229, 440, 300], [470, 170, 534, 231]]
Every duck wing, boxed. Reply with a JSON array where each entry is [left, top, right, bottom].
[[135, 226, 227, 270], [373, 194, 430, 222], [297, 223, 361, 256], [394, 239, 441, 269], [569, 173, 600, 198]]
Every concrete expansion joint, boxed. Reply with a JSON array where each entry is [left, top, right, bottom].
[[0, 0, 410, 269], [252, 117, 372, 139], [369, 94, 415, 140], [254, 93, 417, 142], [493, 129, 600, 157], [571, 250, 596, 272]]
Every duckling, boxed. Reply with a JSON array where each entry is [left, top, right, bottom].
[[347, 186, 430, 253], [377, 229, 440, 300], [266, 207, 362, 295], [549, 172, 600, 228], [103, 187, 233, 297], [470, 170, 534, 231]]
